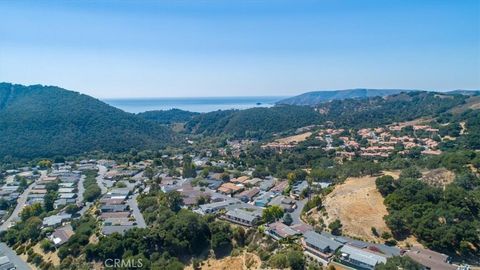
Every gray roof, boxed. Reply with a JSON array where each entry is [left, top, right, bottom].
[[101, 204, 129, 212], [102, 225, 135, 235], [199, 200, 236, 211], [225, 208, 260, 222], [304, 230, 343, 251], [259, 179, 275, 191], [43, 214, 71, 227], [0, 256, 10, 266], [340, 245, 387, 267]]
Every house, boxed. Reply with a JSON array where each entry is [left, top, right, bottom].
[[302, 231, 343, 262], [266, 221, 300, 240], [100, 204, 129, 213], [49, 224, 74, 246], [30, 189, 47, 195], [270, 181, 289, 194], [254, 192, 273, 207], [405, 247, 456, 270], [100, 211, 131, 219], [246, 178, 262, 186], [222, 208, 261, 227], [259, 179, 275, 191], [59, 182, 75, 188], [0, 256, 15, 270], [54, 198, 76, 209], [99, 198, 126, 205], [103, 217, 135, 226], [198, 200, 238, 214], [204, 179, 223, 190], [269, 195, 296, 212], [58, 187, 75, 193], [217, 182, 244, 195], [234, 188, 260, 202], [43, 214, 71, 227], [109, 188, 131, 196], [291, 181, 309, 199], [102, 225, 135, 235], [58, 193, 76, 199], [338, 245, 387, 270]]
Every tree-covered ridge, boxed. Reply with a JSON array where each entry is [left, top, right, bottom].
[[184, 91, 468, 139], [277, 88, 416, 106], [0, 83, 176, 159], [137, 108, 200, 124], [315, 91, 468, 128], [185, 105, 321, 138]]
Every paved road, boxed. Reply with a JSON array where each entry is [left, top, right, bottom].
[[291, 198, 308, 225], [0, 171, 46, 232], [77, 174, 85, 204], [96, 165, 108, 194], [127, 193, 146, 228], [0, 242, 31, 269]]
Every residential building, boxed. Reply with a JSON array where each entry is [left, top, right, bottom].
[[234, 188, 260, 202], [405, 247, 456, 270], [338, 245, 387, 270], [266, 221, 300, 240], [302, 231, 343, 262], [43, 214, 71, 227], [49, 224, 74, 246], [198, 200, 238, 214], [222, 208, 261, 227]]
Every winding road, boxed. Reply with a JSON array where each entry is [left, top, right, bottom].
[[0, 171, 46, 232]]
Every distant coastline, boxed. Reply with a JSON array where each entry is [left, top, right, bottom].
[[103, 96, 287, 113]]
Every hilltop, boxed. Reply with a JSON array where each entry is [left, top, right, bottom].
[[277, 88, 416, 105], [0, 83, 176, 159], [277, 88, 479, 106], [137, 109, 199, 124]]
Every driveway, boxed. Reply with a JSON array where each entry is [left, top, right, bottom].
[[0, 243, 31, 269], [96, 165, 108, 194], [77, 174, 86, 204], [127, 193, 146, 228], [290, 198, 308, 225]]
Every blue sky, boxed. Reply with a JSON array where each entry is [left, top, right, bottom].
[[0, 1, 479, 98]]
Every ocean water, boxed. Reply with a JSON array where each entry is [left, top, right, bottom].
[[103, 96, 287, 113]]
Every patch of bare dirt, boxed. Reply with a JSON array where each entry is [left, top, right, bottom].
[[185, 252, 261, 270], [276, 132, 312, 144], [421, 168, 455, 189], [322, 175, 390, 242], [33, 243, 60, 266]]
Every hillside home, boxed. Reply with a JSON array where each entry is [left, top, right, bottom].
[[222, 208, 261, 227], [338, 245, 387, 270], [302, 230, 343, 262]]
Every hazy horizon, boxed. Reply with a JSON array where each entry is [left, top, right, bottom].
[[1, 1, 479, 98]]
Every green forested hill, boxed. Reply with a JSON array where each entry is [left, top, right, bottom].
[[316, 91, 468, 128], [277, 88, 415, 105], [185, 92, 469, 139], [185, 105, 321, 138], [0, 83, 176, 158], [137, 109, 199, 124]]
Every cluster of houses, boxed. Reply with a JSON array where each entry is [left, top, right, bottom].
[[99, 187, 138, 235], [265, 221, 460, 270], [30, 168, 82, 209], [0, 170, 39, 221], [260, 122, 444, 159]]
